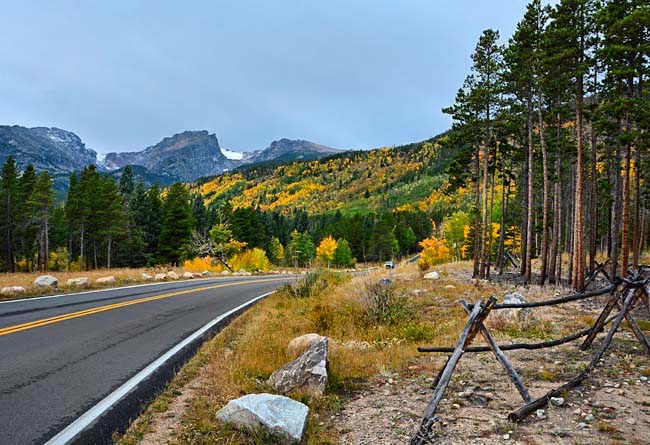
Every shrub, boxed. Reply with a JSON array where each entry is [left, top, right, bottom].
[[284, 271, 328, 298], [363, 282, 413, 326], [230, 248, 271, 272]]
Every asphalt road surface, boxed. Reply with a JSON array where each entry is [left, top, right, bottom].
[[0, 275, 295, 444]]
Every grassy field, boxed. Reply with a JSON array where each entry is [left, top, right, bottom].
[[117, 262, 514, 445]]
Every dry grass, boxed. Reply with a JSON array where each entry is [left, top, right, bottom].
[[0, 266, 196, 301], [118, 261, 515, 445]]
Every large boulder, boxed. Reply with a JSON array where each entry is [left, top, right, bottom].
[[216, 393, 308, 442], [154, 273, 167, 281], [34, 275, 58, 287], [66, 277, 90, 287], [182, 271, 194, 279], [287, 333, 326, 358], [491, 291, 536, 328], [96, 276, 116, 285], [1, 286, 25, 296], [167, 271, 180, 280], [268, 338, 328, 396], [142, 273, 154, 281], [423, 271, 440, 280]]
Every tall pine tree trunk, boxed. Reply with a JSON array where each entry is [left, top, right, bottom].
[[498, 176, 507, 275], [538, 88, 549, 285], [589, 121, 598, 272], [572, 80, 585, 291], [480, 140, 489, 278], [473, 144, 481, 278], [611, 139, 623, 279], [632, 145, 641, 269], [525, 98, 534, 284]]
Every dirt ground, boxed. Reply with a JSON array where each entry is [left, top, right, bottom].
[[336, 267, 650, 445]]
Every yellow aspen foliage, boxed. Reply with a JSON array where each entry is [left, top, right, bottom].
[[418, 236, 452, 270], [316, 235, 338, 265]]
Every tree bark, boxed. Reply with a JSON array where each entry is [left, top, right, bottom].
[[572, 77, 585, 291], [537, 88, 549, 285], [525, 97, 534, 284]]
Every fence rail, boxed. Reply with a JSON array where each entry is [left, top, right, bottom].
[[410, 267, 650, 445]]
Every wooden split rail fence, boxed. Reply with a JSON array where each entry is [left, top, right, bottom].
[[410, 268, 650, 445]]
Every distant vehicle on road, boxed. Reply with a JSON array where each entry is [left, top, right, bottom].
[[384, 261, 394, 269]]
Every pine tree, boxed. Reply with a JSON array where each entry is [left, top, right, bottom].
[[158, 183, 193, 265], [30, 171, 54, 271], [1, 157, 19, 271]]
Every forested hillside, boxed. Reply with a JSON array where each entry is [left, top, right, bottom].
[[192, 135, 471, 218]]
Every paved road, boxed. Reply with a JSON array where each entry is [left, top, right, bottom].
[[0, 275, 295, 445]]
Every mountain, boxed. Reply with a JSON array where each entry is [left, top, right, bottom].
[[192, 133, 468, 216], [0, 125, 99, 174], [0, 125, 343, 187], [103, 130, 237, 182], [103, 134, 340, 181], [244, 138, 339, 164]]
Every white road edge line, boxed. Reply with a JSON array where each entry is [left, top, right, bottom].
[[0, 275, 282, 305], [44, 290, 277, 445]]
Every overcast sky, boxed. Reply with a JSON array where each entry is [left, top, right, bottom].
[[0, 1, 533, 155]]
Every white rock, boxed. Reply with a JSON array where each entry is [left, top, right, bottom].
[[96, 276, 116, 285], [423, 271, 440, 280], [142, 273, 154, 281], [216, 393, 308, 442], [167, 271, 180, 280], [66, 277, 90, 287], [503, 433, 510, 440], [268, 338, 328, 396], [287, 333, 326, 358], [536, 409, 546, 420], [584, 414, 594, 422], [576, 422, 588, 430], [200, 270, 210, 277], [221, 270, 231, 275], [154, 273, 167, 281], [550, 397, 565, 407], [1, 286, 25, 296], [34, 275, 58, 287], [444, 284, 456, 289], [182, 272, 194, 279]]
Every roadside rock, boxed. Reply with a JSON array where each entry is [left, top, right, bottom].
[[287, 333, 326, 358], [167, 271, 180, 280], [268, 338, 328, 396], [142, 273, 154, 281], [66, 277, 89, 287], [200, 270, 210, 277], [221, 270, 231, 275], [34, 275, 58, 287], [489, 291, 537, 329], [154, 273, 167, 281], [182, 272, 194, 279], [550, 397, 565, 407], [423, 271, 440, 280], [216, 393, 308, 442], [1, 286, 25, 296], [96, 276, 116, 285]]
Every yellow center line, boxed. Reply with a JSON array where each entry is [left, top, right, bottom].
[[0, 278, 288, 337]]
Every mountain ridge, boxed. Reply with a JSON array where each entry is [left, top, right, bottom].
[[0, 125, 342, 185]]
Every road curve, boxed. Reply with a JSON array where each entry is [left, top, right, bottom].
[[0, 275, 296, 445]]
